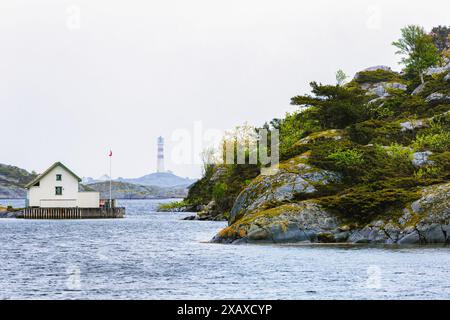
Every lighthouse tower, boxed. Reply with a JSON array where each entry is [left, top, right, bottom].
[[157, 136, 165, 173]]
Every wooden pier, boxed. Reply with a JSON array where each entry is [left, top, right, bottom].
[[21, 207, 125, 219]]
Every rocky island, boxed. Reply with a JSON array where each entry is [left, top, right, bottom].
[[168, 25, 450, 244]]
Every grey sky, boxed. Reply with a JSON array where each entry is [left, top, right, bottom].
[[1, 0, 448, 178]]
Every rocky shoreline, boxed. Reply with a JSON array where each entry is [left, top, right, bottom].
[[211, 182, 450, 245], [0, 209, 23, 218]]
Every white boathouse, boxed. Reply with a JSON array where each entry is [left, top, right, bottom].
[[25, 162, 99, 208]]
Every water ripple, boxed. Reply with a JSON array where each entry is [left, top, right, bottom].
[[0, 199, 449, 299]]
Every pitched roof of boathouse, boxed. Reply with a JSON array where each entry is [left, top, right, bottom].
[[25, 162, 82, 189]]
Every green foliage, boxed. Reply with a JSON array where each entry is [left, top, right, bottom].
[[308, 139, 352, 169], [244, 179, 253, 186], [416, 73, 450, 98], [393, 25, 426, 57], [327, 148, 364, 168], [430, 25, 450, 53], [318, 181, 421, 224], [365, 93, 444, 120], [380, 143, 414, 163], [368, 144, 415, 181], [348, 120, 385, 144], [185, 166, 217, 206], [412, 131, 450, 152], [393, 95, 428, 116], [278, 110, 320, 160], [212, 182, 228, 200], [348, 120, 415, 145], [158, 200, 190, 211], [414, 165, 441, 179], [429, 152, 450, 179], [308, 136, 418, 188], [185, 163, 260, 214], [365, 101, 395, 120], [354, 69, 400, 84], [308, 140, 369, 182], [281, 143, 310, 161], [291, 82, 368, 129], [411, 115, 450, 152], [393, 25, 440, 83], [335, 69, 348, 86]]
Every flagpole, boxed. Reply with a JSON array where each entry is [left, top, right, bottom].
[[109, 149, 112, 209]]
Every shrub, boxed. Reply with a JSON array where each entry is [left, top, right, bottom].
[[157, 200, 190, 211], [414, 165, 441, 179], [359, 146, 415, 183], [290, 82, 368, 129], [348, 120, 415, 146], [318, 181, 421, 224], [411, 115, 450, 152], [212, 182, 228, 200], [278, 110, 320, 160], [412, 131, 450, 152], [327, 148, 364, 168], [381, 143, 414, 162], [366, 102, 395, 120], [308, 139, 354, 169], [308, 140, 379, 184], [395, 95, 428, 116], [354, 69, 400, 84], [348, 120, 385, 144], [429, 152, 450, 179], [417, 73, 450, 98], [185, 166, 217, 206]]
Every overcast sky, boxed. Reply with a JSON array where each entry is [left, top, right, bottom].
[[1, 0, 448, 179]]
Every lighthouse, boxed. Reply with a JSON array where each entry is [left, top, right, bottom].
[[157, 136, 165, 173]]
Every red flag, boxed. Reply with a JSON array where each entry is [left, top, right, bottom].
[[109, 150, 112, 157]]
